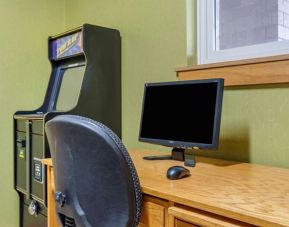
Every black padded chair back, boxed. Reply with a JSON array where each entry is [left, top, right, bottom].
[[45, 115, 142, 227]]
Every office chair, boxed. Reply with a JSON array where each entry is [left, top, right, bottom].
[[45, 115, 142, 227]]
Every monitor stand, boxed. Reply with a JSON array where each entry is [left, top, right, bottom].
[[143, 148, 196, 167]]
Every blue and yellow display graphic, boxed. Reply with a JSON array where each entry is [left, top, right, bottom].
[[51, 31, 83, 60]]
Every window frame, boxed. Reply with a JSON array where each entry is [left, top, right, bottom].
[[198, 0, 289, 64]]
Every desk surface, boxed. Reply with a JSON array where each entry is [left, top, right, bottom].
[[130, 149, 289, 227], [43, 149, 289, 226]]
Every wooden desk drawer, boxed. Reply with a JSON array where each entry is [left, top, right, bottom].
[[168, 206, 255, 227], [139, 196, 168, 227]]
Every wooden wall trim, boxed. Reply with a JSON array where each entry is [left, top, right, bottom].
[[176, 54, 289, 86]]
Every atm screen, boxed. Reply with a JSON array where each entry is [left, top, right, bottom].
[[55, 65, 85, 111]]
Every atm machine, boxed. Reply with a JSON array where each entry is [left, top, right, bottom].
[[14, 24, 121, 227]]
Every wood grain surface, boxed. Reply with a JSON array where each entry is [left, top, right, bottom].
[[176, 56, 289, 86], [140, 199, 166, 227], [168, 206, 252, 227], [130, 149, 289, 227], [43, 149, 289, 227]]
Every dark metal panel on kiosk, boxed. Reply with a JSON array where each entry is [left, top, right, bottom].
[[14, 24, 121, 227], [72, 24, 121, 136], [21, 197, 47, 227]]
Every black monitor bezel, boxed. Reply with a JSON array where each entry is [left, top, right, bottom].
[[138, 78, 224, 150]]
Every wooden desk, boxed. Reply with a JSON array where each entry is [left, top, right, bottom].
[[42, 149, 289, 227]]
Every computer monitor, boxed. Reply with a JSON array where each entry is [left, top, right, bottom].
[[139, 78, 224, 166]]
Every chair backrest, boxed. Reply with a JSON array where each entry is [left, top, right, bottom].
[[45, 115, 142, 227]]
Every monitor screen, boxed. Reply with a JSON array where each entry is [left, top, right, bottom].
[[55, 65, 85, 111], [139, 79, 224, 149]]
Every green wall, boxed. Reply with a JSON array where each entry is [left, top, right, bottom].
[[0, 1, 65, 225], [197, 85, 289, 167], [1, 0, 289, 225], [65, 0, 187, 151], [65, 0, 289, 168]]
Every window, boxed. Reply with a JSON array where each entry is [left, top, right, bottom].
[[198, 0, 289, 64]]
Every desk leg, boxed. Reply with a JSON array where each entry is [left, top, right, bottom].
[[47, 166, 60, 227], [168, 213, 175, 227]]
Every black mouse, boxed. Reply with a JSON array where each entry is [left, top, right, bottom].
[[167, 166, 190, 180]]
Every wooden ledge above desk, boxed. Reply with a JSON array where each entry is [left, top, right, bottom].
[[43, 149, 289, 227], [176, 54, 289, 86]]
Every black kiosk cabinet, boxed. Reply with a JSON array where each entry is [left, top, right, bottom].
[[14, 24, 121, 227]]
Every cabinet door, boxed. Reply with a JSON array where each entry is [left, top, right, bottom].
[[31, 134, 45, 200], [139, 196, 169, 227]]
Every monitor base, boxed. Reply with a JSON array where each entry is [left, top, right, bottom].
[[143, 148, 196, 167], [184, 150, 196, 167]]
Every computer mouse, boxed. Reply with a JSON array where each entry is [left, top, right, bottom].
[[166, 166, 190, 180]]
